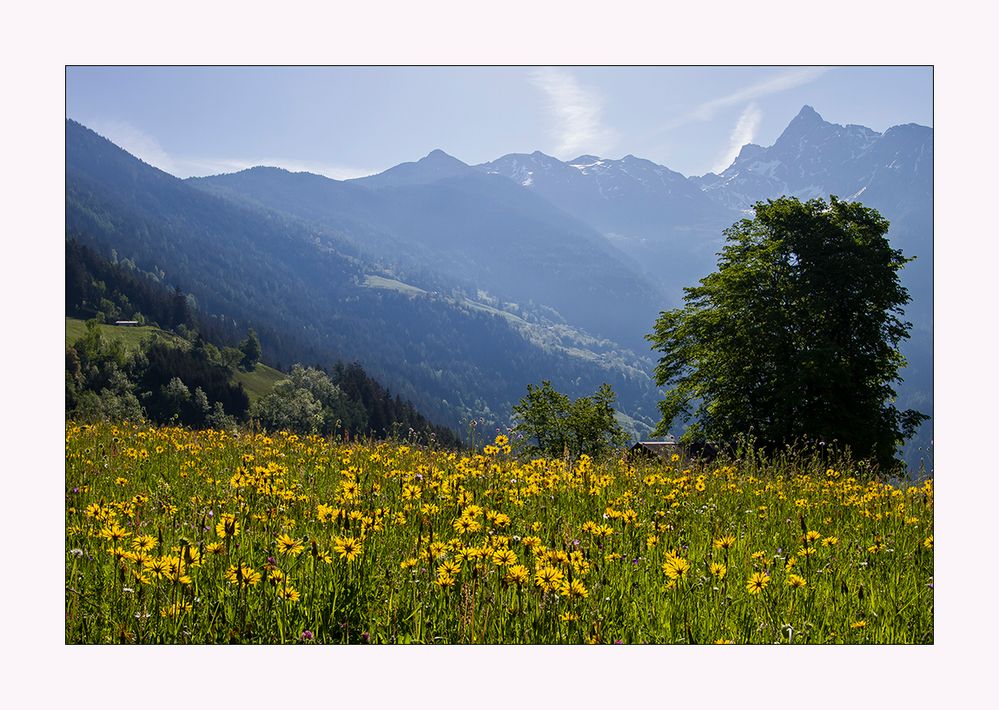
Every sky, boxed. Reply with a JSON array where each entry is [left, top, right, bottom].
[[66, 66, 932, 180]]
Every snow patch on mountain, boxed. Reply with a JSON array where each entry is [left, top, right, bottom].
[[744, 160, 781, 177]]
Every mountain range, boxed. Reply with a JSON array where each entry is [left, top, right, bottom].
[[65, 104, 933, 467], [192, 152, 663, 352]]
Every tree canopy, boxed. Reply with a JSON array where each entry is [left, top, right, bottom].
[[512, 381, 627, 458], [647, 196, 927, 471], [239, 328, 262, 371]]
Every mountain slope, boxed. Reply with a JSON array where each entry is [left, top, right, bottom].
[[353, 148, 476, 188], [693, 106, 884, 208], [479, 151, 728, 237], [477, 151, 739, 304], [193, 153, 665, 351], [66, 119, 664, 438]]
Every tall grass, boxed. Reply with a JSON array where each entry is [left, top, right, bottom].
[[65, 422, 933, 644]]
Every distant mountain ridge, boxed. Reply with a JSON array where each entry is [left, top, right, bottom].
[[479, 150, 726, 233], [65, 119, 666, 441], [477, 150, 735, 301], [352, 148, 475, 187], [693, 106, 930, 213], [194, 151, 665, 352], [65, 104, 932, 468], [479, 105, 930, 305]]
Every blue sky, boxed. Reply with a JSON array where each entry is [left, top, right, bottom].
[[67, 66, 931, 179]]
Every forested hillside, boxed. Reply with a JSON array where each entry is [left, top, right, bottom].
[[192, 151, 664, 352], [65, 240, 462, 446], [65, 119, 665, 438]]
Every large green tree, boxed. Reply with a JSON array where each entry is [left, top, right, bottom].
[[251, 364, 366, 436], [239, 328, 261, 371], [647, 196, 927, 470], [512, 381, 627, 458]]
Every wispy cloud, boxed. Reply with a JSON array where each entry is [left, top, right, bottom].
[[85, 119, 377, 180], [530, 67, 617, 158], [87, 119, 182, 175], [712, 102, 763, 173], [655, 67, 831, 135]]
